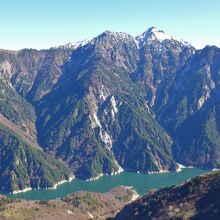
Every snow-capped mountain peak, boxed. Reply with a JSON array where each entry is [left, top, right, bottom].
[[147, 27, 172, 40], [72, 39, 90, 48], [135, 27, 192, 49], [136, 27, 173, 47], [94, 30, 134, 43], [53, 39, 90, 50]]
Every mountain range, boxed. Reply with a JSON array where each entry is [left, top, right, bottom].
[[0, 27, 220, 193]]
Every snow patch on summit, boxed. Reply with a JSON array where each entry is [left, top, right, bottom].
[[53, 39, 90, 50], [95, 31, 133, 43], [136, 27, 172, 47], [136, 27, 191, 48]]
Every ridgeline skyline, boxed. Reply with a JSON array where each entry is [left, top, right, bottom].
[[0, 0, 219, 50]]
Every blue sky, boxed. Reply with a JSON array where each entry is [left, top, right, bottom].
[[0, 0, 219, 50]]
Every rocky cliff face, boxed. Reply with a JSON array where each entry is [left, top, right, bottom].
[[157, 46, 220, 168], [132, 27, 195, 107], [0, 47, 73, 101]]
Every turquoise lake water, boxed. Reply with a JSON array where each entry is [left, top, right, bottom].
[[6, 167, 210, 200]]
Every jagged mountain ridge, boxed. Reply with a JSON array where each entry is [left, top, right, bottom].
[[36, 30, 176, 178], [0, 27, 220, 192]]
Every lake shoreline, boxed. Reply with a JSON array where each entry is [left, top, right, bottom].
[[10, 174, 75, 195], [6, 163, 214, 195], [0, 167, 212, 200]]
